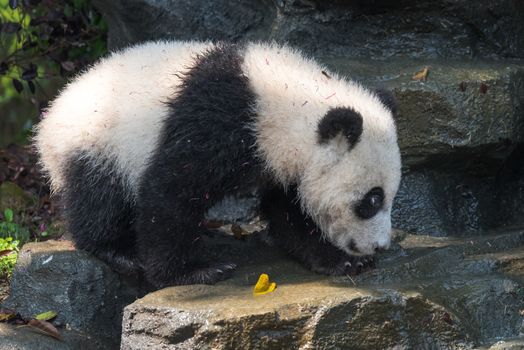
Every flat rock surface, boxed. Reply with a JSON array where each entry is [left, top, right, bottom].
[[323, 58, 524, 163], [318, 59, 524, 237], [93, 0, 524, 59], [121, 230, 524, 349], [0, 323, 111, 350]]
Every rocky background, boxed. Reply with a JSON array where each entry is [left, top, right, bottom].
[[92, 0, 524, 237], [2, 0, 524, 349]]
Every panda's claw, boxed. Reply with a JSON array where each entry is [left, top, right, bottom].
[[182, 261, 237, 285], [310, 254, 376, 276]]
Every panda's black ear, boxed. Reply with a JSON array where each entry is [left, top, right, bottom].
[[317, 107, 363, 150], [375, 88, 397, 115]]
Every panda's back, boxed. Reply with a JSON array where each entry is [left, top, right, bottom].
[[35, 41, 213, 194]]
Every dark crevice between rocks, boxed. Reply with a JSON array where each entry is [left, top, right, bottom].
[[393, 141, 524, 236]]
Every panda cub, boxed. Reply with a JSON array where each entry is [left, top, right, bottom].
[[35, 40, 401, 288]]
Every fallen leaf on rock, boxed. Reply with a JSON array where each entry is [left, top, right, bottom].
[[253, 273, 277, 296], [231, 224, 246, 239], [0, 308, 17, 322], [34, 311, 57, 321], [203, 219, 224, 229], [27, 318, 62, 340], [412, 67, 429, 81], [441, 312, 453, 325]]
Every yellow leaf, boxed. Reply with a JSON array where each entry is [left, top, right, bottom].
[[253, 273, 277, 296], [0, 313, 15, 322], [412, 67, 429, 81], [34, 311, 57, 321]]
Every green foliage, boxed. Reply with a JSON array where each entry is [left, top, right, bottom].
[[0, 208, 30, 243], [0, 208, 29, 278], [0, 0, 107, 144], [0, 236, 19, 279]]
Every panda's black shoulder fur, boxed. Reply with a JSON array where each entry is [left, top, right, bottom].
[[144, 41, 264, 212], [60, 43, 268, 287], [132, 43, 266, 287]]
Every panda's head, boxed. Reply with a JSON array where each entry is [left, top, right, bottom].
[[298, 89, 401, 256]]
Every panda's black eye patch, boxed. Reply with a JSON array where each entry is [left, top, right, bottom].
[[354, 187, 384, 219]]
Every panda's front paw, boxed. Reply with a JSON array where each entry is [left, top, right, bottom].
[[309, 254, 376, 276], [96, 249, 143, 276], [180, 261, 237, 285], [147, 261, 237, 288]]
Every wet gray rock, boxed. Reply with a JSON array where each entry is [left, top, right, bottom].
[[90, 0, 524, 236], [120, 230, 524, 349], [326, 59, 524, 162], [92, 0, 524, 59], [2, 230, 522, 349], [92, 0, 275, 51], [2, 240, 140, 349], [0, 323, 111, 350], [206, 194, 259, 224], [484, 338, 524, 350], [204, 59, 524, 234], [322, 59, 524, 236]]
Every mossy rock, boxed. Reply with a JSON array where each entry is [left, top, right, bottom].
[[0, 181, 37, 214]]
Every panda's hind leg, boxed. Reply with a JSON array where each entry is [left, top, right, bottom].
[[62, 152, 140, 275], [134, 183, 237, 288]]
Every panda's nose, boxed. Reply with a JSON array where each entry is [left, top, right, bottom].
[[374, 245, 386, 253], [347, 239, 360, 253]]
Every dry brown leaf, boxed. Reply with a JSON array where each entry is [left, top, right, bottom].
[[0, 308, 16, 322], [27, 319, 62, 340], [203, 220, 224, 229], [231, 224, 246, 239], [412, 67, 429, 81], [0, 249, 15, 257]]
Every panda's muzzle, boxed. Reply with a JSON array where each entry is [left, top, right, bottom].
[[347, 240, 388, 255]]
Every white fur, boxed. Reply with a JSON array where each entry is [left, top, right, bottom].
[[243, 43, 401, 254], [34, 40, 212, 194], [35, 40, 401, 255]]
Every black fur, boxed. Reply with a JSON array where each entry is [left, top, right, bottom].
[[354, 187, 385, 220], [134, 43, 264, 288], [261, 186, 375, 276], [61, 44, 380, 288], [374, 88, 397, 114], [62, 153, 140, 275], [317, 107, 363, 150]]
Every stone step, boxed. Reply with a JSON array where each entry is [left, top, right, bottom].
[[93, 0, 524, 60], [0, 324, 110, 350], [322, 58, 524, 167], [1, 240, 140, 350], [120, 232, 524, 349], [320, 58, 524, 236], [2, 233, 522, 349], [208, 59, 524, 236]]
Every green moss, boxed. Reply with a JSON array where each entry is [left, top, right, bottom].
[[0, 236, 19, 279]]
